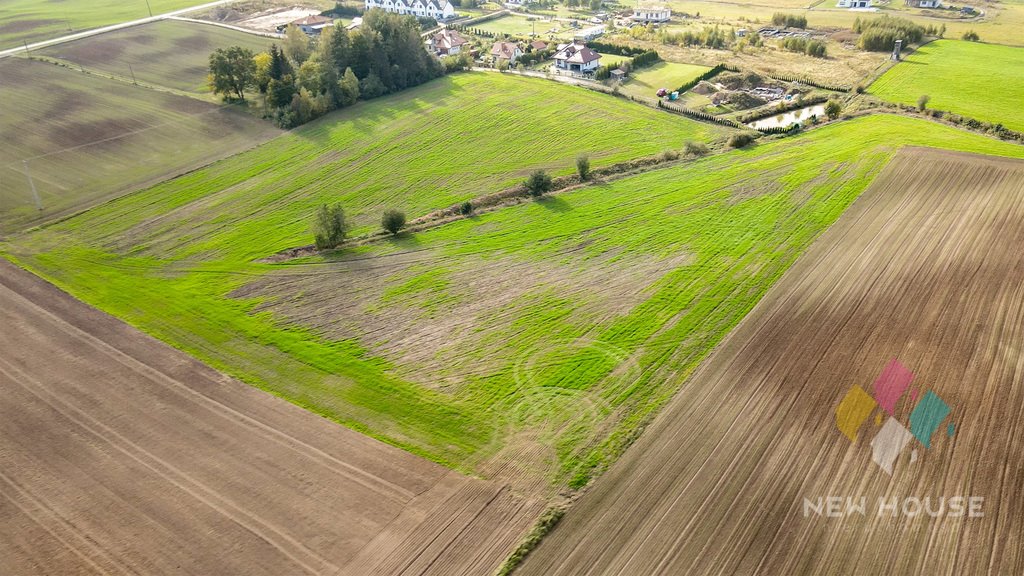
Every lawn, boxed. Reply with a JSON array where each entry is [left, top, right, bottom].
[[870, 39, 1024, 132], [6, 109, 1023, 492], [0, 57, 279, 233], [474, 14, 571, 40], [37, 20, 276, 94], [617, 61, 710, 99], [0, 0, 214, 49]]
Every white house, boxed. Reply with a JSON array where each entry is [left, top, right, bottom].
[[364, 0, 456, 20], [906, 0, 942, 7], [491, 41, 524, 63], [631, 4, 671, 24], [553, 42, 602, 73], [575, 25, 605, 41], [429, 29, 469, 55], [836, 0, 873, 7]]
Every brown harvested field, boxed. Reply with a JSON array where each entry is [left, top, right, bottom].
[[519, 148, 1024, 575], [0, 57, 280, 233], [0, 259, 540, 575], [37, 20, 276, 94]]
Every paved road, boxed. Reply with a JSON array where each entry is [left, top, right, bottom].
[[0, 0, 243, 59]]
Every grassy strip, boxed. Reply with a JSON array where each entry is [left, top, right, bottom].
[[496, 506, 566, 576]]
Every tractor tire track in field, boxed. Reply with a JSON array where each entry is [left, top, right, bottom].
[[520, 148, 1024, 575]]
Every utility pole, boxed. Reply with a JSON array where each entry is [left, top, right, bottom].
[[128, 63, 138, 85], [23, 40, 30, 55], [23, 161, 42, 211], [145, 0, 153, 18]]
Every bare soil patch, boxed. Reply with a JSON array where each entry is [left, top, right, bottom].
[[0, 260, 540, 575]]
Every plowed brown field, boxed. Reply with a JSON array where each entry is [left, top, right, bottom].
[[520, 148, 1024, 575], [0, 259, 540, 575]]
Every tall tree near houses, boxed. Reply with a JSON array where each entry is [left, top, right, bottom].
[[208, 46, 256, 101], [268, 44, 292, 81], [283, 25, 311, 65]]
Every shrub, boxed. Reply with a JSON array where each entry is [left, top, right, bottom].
[[684, 141, 709, 156], [459, 201, 474, 215], [772, 12, 807, 29], [576, 154, 591, 180], [855, 16, 925, 51], [805, 40, 827, 58], [962, 30, 980, 42], [525, 170, 553, 196], [825, 99, 842, 120], [382, 209, 406, 234], [659, 149, 680, 161], [312, 203, 348, 249], [728, 133, 755, 148], [917, 94, 930, 111]]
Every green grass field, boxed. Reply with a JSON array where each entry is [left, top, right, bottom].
[[617, 61, 710, 99], [475, 14, 571, 41], [6, 104, 1022, 490], [0, 0, 214, 49], [38, 20, 275, 94], [870, 40, 1024, 132], [0, 57, 279, 233], [3, 71, 718, 251]]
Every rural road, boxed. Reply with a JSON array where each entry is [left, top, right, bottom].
[[0, 0, 243, 59]]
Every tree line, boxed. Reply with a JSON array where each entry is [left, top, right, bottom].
[[208, 10, 446, 127]]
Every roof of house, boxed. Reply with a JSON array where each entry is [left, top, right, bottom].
[[553, 42, 601, 64], [291, 15, 334, 26], [491, 41, 521, 59], [434, 29, 469, 49], [529, 40, 548, 51], [385, 0, 453, 9]]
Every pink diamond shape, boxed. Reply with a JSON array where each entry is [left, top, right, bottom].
[[873, 359, 914, 415]]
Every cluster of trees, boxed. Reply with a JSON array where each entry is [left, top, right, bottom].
[[780, 36, 827, 58], [853, 16, 925, 51], [772, 13, 807, 29], [654, 25, 734, 49], [311, 204, 408, 250], [563, 0, 604, 9], [962, 30, 980, 41], [209, 10, 445, 127]]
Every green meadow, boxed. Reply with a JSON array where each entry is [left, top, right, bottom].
[[871, 40, 1024, 132], [5, 76, 1023, 488]]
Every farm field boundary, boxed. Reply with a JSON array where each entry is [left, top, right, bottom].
[[0, 259, 540, 575], [520, 147, 1024, 575]]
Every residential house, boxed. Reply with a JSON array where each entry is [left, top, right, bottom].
[[429, 29, 469, 55], [836, 0, 872, 7], [528, 40, 548, 52], [631, 4, 672, 24], [491, 41, 524, 64], [905, 0, 942, 7], [553, 42, 601, 73], [280, 15, 335, 35], [364, 0, 456, 20]]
